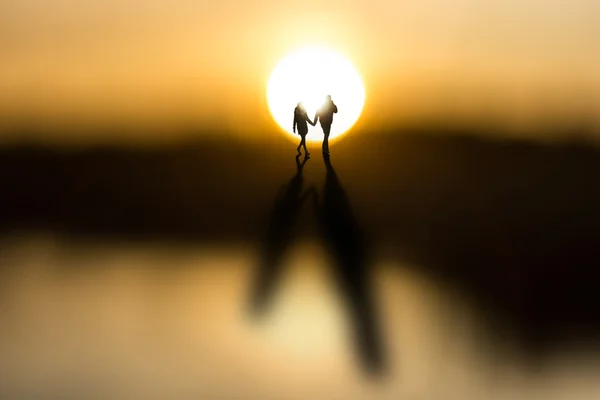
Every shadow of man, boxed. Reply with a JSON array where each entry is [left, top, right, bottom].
[[250, 154, 314, 314], [314, 154, 386, 374]]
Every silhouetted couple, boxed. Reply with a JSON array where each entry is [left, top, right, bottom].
[[293, 95, 338, 156]]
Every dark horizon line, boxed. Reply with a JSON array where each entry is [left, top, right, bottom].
[[0, 122, 599, 151]]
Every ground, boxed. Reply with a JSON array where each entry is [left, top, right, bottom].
[[1, 128, 599, 399]]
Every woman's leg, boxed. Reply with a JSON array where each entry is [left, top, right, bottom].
[[302, 135, 309, 155]]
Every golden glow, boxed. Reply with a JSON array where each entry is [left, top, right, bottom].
[[0, 1, 598, 143], [267, 47, 365, 142]]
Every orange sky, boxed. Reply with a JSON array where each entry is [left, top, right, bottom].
[[1, 0, 599, 144]]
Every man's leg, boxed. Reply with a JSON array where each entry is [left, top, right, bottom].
[[322, 125, 331, 154]]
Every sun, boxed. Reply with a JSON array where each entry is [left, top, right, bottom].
[[267, 46, 365, 143]]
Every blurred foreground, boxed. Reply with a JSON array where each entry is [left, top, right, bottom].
[[1, 129, 600, 398], [1, 236, 599, 399]]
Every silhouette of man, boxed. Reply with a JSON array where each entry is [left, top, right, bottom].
[[314, 95, 338, 155], [293, 102, 315, 156]]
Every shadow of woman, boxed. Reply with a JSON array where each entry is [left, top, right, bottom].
[[314, 154, 386, 374], [250, 154, 314, 315]]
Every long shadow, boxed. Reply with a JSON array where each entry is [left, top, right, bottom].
[[314, 154, 385, 374], [249, 154, 313, 314]]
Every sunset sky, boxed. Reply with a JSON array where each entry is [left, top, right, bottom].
[[1, 0, 599, 144]]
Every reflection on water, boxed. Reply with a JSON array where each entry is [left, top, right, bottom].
[[1, 235, 599, 399]]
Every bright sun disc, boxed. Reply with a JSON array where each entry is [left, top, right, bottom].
[[267, 47, 365, 142]]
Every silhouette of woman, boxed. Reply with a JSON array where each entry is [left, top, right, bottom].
[[293, 102, 315, 156]]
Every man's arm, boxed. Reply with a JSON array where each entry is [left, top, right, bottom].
[[333, 103, 338, 113]]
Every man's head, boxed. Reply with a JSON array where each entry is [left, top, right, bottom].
[[325, 95, 332, 102]]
